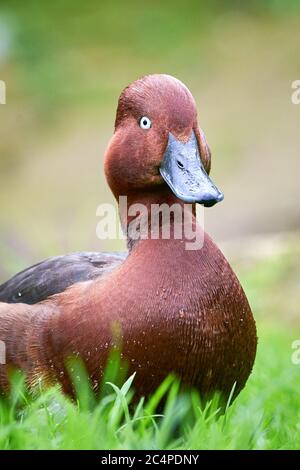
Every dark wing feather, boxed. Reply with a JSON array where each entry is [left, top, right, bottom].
[[0, 252, 126, 305]]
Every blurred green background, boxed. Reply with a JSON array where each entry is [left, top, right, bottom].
[[0, 0, 299, 323]]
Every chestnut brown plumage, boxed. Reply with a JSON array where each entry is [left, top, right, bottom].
[[0, 74, 257, 401]]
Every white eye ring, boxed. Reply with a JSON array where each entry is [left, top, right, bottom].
[[139, 116, 151, 130]]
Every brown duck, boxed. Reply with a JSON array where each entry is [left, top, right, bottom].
[[0, 74, 257, 401]]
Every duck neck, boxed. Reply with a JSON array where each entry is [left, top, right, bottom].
[[117, 188, 199, 251]]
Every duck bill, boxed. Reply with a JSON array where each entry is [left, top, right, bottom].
[[160, 131, 224, 207]]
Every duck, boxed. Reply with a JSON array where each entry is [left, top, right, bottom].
[[0, 74, 257, 401]]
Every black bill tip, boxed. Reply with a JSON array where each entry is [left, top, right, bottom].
[[201, 191, 224, 207]]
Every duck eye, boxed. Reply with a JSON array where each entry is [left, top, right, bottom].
[[139, 116, 151, 130]]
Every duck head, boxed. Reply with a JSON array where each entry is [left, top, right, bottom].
[[104, 74, 223, 207]]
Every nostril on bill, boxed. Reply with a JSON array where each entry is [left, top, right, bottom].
[[176, 160, 184, 169]]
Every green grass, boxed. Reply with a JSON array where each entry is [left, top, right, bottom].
[[0, 325, 299, 450]]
